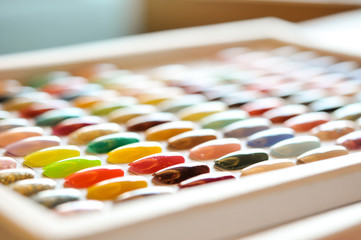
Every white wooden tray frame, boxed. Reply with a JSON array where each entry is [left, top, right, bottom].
[[0, 18, 361, 240]]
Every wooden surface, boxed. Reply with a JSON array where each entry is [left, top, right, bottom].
[[145, 0, 359, 32]]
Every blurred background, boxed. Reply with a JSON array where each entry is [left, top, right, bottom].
[[1, 0, 360, 54]]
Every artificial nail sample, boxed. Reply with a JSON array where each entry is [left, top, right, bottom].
[[86, 132, 141, 154], [179, 172, 235, 188], [90, 97, 137, 116], [108, 105, 157, 124], [12, 178, 57, 196], [223, 118, 271, 138], [159, 94, 206, 113], [189, 138, 242, 160], [241, 159, 295, 176], [107, 142, 162, 164], [177, 101, 227, 121], [43, 156, 102, 178], [0, 157, 17, 170], [263, 104, 308, 123], [0, 118, 29, 132], [68, 123, 122, 145], [0, 169, 35, 185], [333, 103, 361, 120], [128, 152, 185, 174], [336, 131, 361, 150], [153, 163, 210, 184], [270, 136, 321, 158], [214, 149, 269, 170], [126, 112, 177, 131], [32, 188, 81, 208], [311, 120, 356, 140], [247, 128, 294, 148], [297, 146, 348, 164], [64, 165, 125, 188], [200, 110, 249, 129], [115, 186, 175, 202], [0, 126, 44, 147], [55, 200, 105, 216], [36, 108, 85, 126], [284, 112, 331, 132], [145, 121, 196, 141], [241, 97, 286, 116], [52, 116, 104, 136], [5, 136, 61, 157], [87, 176, 148, 200], [167, 129, 218, 150], [24, 145, 81, 167]]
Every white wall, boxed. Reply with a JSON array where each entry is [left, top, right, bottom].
[[0, 0, 144, 54]]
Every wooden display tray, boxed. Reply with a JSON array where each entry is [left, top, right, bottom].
[[1, 18, 361, 240]]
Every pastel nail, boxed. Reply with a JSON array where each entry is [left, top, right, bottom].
[[310, 96, 350, 112], [0, 126, 44, 147], [0, 110, 11, 120], [5, 136, 61, 157], [203, 84, 238, 101], [223, 118, 271, 138], [24, 145, 81, 167], [270, 136, 321, 158], [214, 149, 269, 170], [55, 200, 105, 216], [68, 123, 122, 145], [333, 103, 361, 120], [247, 128, 294, 148], [179, 172, 235, 188], [241, 159, 295, 176], [12, 178, 57, 196], [128, 152, 185, 174], [200, 110, 249, 129], [167, 129, 218, 150], [43, 156, 102, 178], [86, 132, 141, 154], [64, 165, 125, 188], [221, 90, 265, 107], [189, 138, 242, 160], [87, 176, 148, 200], [107, 141, 162, 164], [289, 89, 328, 105], [152, 163, 210, 184], [145, 121, 196, 141], [297, 146, 349, 164]]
